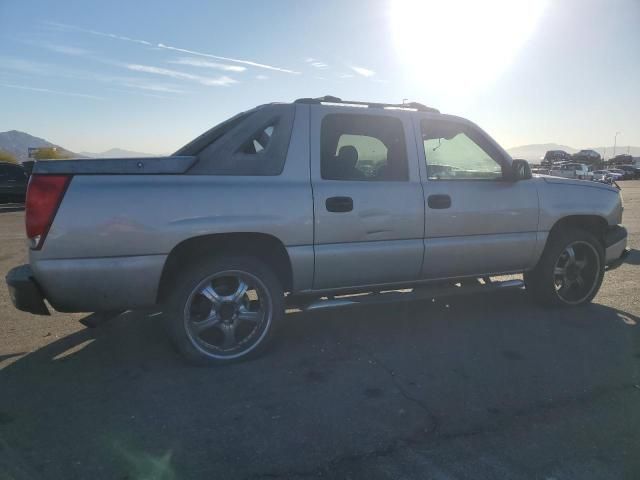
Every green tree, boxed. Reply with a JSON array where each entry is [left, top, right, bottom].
[[0, 149, 18, 164], [32, 147, 70, 160]]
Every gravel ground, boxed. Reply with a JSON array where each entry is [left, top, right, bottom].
[[1, 183, 639, 480]]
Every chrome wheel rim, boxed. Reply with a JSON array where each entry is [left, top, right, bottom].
[[183, 270, 272, 359], [553, 241, 600, 305]]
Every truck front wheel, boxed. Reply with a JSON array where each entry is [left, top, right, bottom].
[[164, 256, 283, 365], [524, 228, 604, 307]]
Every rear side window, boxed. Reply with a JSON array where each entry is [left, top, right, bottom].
[[190, 105, 295, 176], [242, 125, 275, 154], [321, 114, 408, 181]]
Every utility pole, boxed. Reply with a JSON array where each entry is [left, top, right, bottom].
[[613, 131, 621, 157]]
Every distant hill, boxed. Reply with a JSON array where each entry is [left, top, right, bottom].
[[0, 130, 78, 162], [79, 148, 155, 158], [507, 143, 640, 162]]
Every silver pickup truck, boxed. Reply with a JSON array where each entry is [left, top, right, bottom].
[[6, 96, 628, 364]]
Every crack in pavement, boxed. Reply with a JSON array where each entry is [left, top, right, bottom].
[[356, 344, 441, 438], [248, 371, 639, 479]]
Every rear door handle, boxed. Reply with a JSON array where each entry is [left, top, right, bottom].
[[428, 194, 451, 209], [326, 196, 353, 213]]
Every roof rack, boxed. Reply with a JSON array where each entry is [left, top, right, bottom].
[[294, 96, 440, 113]]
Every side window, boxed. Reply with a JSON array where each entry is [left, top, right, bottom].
[[241, 124, 275, 154], [191, 104, 295, 176], [321, 114, 408, 181], [421, 120, 504, 180]]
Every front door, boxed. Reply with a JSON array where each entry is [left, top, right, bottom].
[[311, 107, 425, 290], [416, 116, 540, 279]]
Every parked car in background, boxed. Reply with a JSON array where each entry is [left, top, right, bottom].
[[573, 149, 602, 166], [6, 97, 628, 364], [550, 162, 593, 180], [0, 162, 28, 203], [618, 165, 640, 179], [542, 150, 572, 166], [608, 168, 633, 180], [605, 170, 625, 181], [592, 170, 612, 181], [611, 154, 633, 166]]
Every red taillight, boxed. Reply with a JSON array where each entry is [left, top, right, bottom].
[[26, 175, 71, 250]]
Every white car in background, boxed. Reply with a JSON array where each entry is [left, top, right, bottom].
[[607, 170, 626, 181], [592, 170, 612, 181], [550, 162, 593, 180]]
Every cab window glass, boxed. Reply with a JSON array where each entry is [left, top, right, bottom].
[[421, 120, 504, 180], [321, 114, 408, 181]]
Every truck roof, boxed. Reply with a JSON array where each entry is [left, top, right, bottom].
[[293, 95, 440, 114]]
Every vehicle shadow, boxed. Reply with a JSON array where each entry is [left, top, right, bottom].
[[621, 248, 640, 266], [1, 289, 638, 479]]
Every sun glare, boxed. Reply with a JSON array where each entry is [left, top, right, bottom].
[[390, 0, 549, 94]]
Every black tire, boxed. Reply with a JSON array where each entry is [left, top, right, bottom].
[[524, 227, 604, 307], [163, 255, 284, 365]]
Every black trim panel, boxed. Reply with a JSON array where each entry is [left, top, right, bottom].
[[5, 265, 50, 315]]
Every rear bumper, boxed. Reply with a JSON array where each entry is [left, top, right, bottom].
[[5, 265, 50, 315], [30, 254, 167, 312], [604, 225, 628, 269]]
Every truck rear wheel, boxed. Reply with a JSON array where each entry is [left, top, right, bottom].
[[524, 227, 604, 307], [164, 256, 283, 365]]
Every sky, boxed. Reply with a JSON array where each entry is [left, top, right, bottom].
[[0, 0, 639, 154]]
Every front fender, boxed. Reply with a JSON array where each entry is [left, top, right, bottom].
[[537, 178, 623, 231]]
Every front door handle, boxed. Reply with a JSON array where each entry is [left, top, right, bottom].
[[326, 196, 353, 213], [428, 194, 451, 209]]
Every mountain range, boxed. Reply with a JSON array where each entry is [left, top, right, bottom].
[[0, 130, 78, 162], [78, 148, 156, 158], [0, 130, 156, 162], [1, 130, 638, 164]]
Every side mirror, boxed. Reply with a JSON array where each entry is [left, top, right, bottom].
[[510, 159, 532, 181]]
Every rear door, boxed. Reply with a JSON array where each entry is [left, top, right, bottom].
[[311, 107, 424, 290], [416, 115, 539, 279]]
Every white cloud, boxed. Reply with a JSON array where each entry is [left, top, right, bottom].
[[0, 83, 103, 100], [350, 65, 375, 77], [169, 57, 246, 72], [44, 44, 90, 56], [0, 56, 188, 96], [45, 21, 152, 46], [338, 73, 355, 79], [305, 58, 329, 69], [126, 64, 237, 86], [120, 82, 186, 94], [256, 75, 269, 80], [158, 44, 300, 74], [0, 57, 48, 75], [44, 22, 300, 75]]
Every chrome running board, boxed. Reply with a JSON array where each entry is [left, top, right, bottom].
[[296, 278, 524, 312]]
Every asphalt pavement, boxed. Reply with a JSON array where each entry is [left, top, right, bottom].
[[1, 183, 639, 480]]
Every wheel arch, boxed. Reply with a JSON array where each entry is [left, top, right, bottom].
[[157, 232, 293, 303], [548, 215, 609, 247]]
